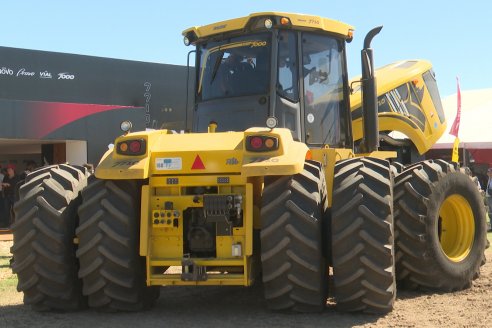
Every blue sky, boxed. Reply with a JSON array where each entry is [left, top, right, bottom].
[[1, 1, 491, 97]]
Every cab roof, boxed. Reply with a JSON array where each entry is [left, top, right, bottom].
[[182, 12, 354, 43]]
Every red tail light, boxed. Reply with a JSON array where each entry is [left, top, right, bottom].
[[245, 135, 279, 152], [129, 140, 141, 153], [116, 139, 146, 155], [250, 137, 263, 149]]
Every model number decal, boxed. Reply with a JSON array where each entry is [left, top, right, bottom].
[[156, 157, 182, 170], [250, 41, 267, 48], [112, 160, 140, 167]]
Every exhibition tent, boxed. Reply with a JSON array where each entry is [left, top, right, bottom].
[[432, 88, 492, 164]]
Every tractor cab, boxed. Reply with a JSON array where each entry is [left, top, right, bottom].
[[183, 12, 355, 149]]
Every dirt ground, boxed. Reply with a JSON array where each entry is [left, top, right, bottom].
[[1, 238, 491, 328]]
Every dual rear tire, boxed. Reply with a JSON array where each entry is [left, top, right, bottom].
[[12, 166, 158, 312], [11, 165, 89, 311], [260, 158, 396, 314]]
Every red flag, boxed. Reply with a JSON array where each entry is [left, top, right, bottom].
[[449, 77, 461, 137]]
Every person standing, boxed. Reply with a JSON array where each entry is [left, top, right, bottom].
[[487, 168, 492, 203], [0, 166, 6, 228], [19, 160, 37, 181], [1, 164, 21, 227], [486, 168, 492, 230]]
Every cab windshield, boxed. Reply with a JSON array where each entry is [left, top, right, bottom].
[[197, 33, 271, 101]]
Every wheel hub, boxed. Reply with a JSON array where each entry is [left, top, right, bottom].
[[438, 194, 475, 262]]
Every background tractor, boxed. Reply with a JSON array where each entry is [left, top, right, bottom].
[[350, 59, 447, 166], [11, 12, 487, 314]]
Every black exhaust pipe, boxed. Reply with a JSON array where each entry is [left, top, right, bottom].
[[361, 26, 383, 153]]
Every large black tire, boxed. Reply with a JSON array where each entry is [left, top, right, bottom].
[[76, 177, 159, 311], [390, 161, 405, 175], [260, 161, 328, 312], [394, 159, 487, 291], [11, 164, 89, 311], [331, 157, 395, 313]]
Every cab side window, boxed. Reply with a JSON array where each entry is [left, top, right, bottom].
[[302, 33, 345, 146], [277, 31, 299, 102]]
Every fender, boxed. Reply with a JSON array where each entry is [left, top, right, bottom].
[[241, 128, 309, 177], [95, 130, 170, 180], [95, 148, 150, 179], [95, 127, 309, 180]]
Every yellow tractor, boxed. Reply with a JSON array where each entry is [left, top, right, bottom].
[[11, 12, 487, 314]]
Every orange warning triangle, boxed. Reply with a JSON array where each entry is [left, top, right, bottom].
[[191, 155, 205, 170]]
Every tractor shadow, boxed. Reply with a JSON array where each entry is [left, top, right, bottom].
[[0, 283, 385, 328]]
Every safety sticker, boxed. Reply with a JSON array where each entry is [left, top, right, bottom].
[[156, 157, 182, 170]]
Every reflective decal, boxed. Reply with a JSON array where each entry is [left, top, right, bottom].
[[191, 155, 206, 170]]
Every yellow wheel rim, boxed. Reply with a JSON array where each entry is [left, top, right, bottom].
[[438, 194, 475, 262]]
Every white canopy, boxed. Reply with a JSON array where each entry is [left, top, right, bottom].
[[433, 88, 492, 149]]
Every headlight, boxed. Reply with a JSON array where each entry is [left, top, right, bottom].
[[120, 120, 132, 133], [266, 116, 278, 129]]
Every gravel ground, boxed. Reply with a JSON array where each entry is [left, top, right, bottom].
[[0, 237, 491, 328]]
